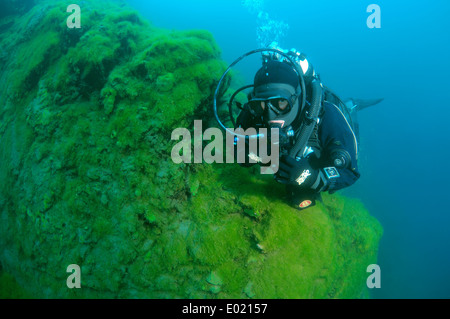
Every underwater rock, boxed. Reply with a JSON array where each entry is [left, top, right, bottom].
[[244, 282, 256, 298], [0, 0, 382, 299], [206, 271, 223, 286]]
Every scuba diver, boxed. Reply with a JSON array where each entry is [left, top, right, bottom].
[[213, 44, 383, 210]]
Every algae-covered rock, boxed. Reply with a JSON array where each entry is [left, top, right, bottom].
[[0, 0, 382, 299]]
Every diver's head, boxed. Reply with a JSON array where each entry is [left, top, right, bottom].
[[248, 60, 301, 129]]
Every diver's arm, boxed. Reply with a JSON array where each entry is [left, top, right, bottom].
[[318, 102, 360, 193], [274, 102, 360, 210]]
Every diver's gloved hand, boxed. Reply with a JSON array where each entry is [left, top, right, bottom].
[[233, 136, 257, 168], [275, 155, 321, 190]]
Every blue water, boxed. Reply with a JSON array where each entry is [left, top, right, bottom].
[[128, 0, 450, 298]]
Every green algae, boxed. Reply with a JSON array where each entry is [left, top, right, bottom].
[[0, 271, 33, 299], [0, 0, 382, 299]]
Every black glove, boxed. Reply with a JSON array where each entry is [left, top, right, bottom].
[[287, 186, 318, 210], [275, 155, 320, 190]]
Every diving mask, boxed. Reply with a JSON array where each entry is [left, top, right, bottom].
[[248, 98, 291, 117], [248, 82, 301, 128]]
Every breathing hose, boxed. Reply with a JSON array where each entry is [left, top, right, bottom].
[[288, 79, 323, 159]]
